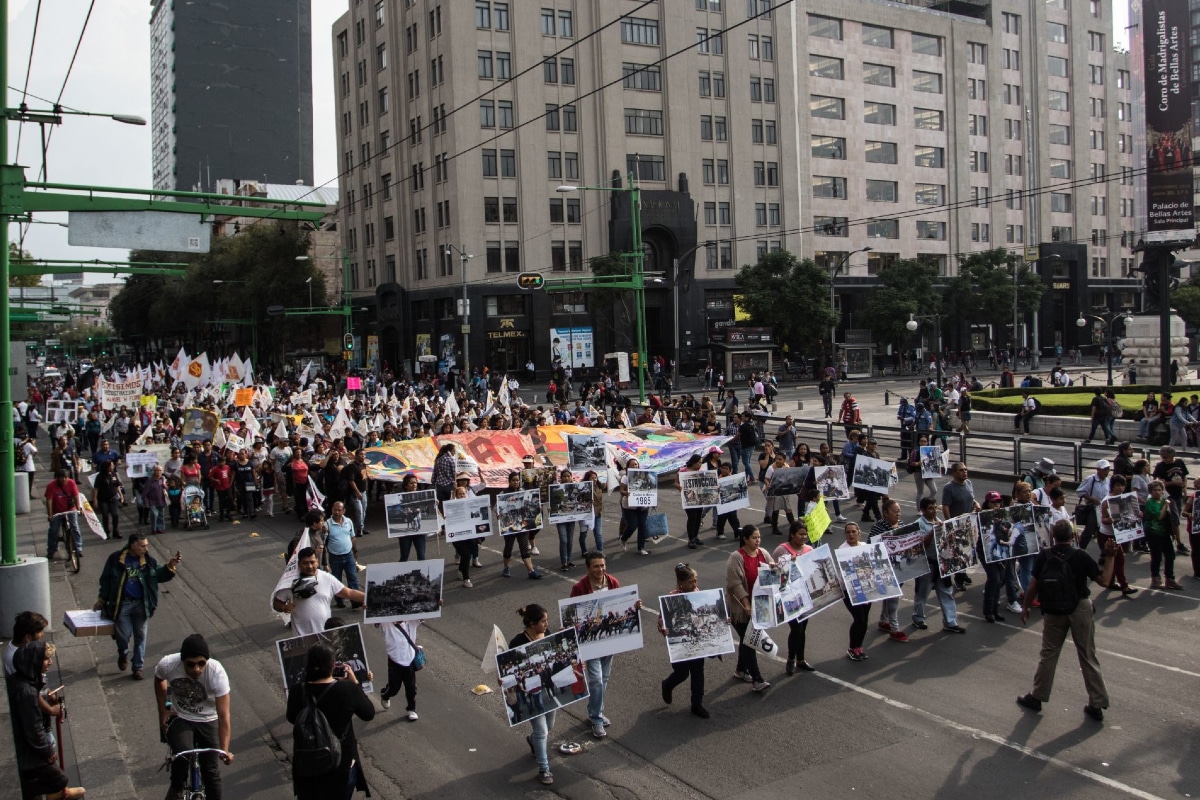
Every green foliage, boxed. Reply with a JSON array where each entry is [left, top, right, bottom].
[[944, 249, 1044, 347], [8, 243, 41, 287], [1171, 285, 1200, 328], [734, 250, 836, 352], [863, 259, 940, 351], [971, 385, 1183, 417]]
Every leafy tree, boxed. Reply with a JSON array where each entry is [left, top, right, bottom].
[[8, 243, 42, 287], [944, 249, 1044, 349], [863, 259, 940, 352], [586, 252, 637, 353], [733, 250, 836, 353], [1171, 285, 1200, 328]]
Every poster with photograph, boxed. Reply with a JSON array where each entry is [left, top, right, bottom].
[[125, 452, 159, 479], [566, 433, 607, 471], [442, 494, 495, 543], [793, 544, 844, 621], [765, 466, 808, 497], [384, 490, 441, 539], [851, 455, 898, 495], [1031, 505, 1059, 550], [935, 514, 979, 578], [276, 623, 374, 694], [813, 465, 852, 501], [835, 542, 902, 606], [751, 584, 784, 630], [774, 556, 815, 624], [521, 467, 558, 502], [496, 489, 543, 534], [658, 588, 736, 664], [363, 560, 444, 623], [558, 585, 644, 662], [496, 627, 587, 727], [870, 522, 930, 585], [1106, 492, 1144, 544], [180, 408, 219, 442], [919, 445, 948, 479], [548, 481, 594, 525], [679, 471, 719, 509], [625, 469, 658, 508], [976, 503, 1038, 564], [717, 472, 750, 514], [550, 327, 595, 369]]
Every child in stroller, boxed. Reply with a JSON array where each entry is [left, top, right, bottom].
[[183, 484, 209, 530]]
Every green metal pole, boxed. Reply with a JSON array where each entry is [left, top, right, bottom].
[[0, 0, 17, 566], [628, 172, 647, 404]]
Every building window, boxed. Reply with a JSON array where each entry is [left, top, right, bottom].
[[1049, 124, 1070, 145], [755, 203, 767, 227], [867, 219, 899, 239], [813, 175, 846, 198], [1089, 64, 1105, 85], [719, 202, 731, 225], [703, 202, 717, 225], [914, 108, 944, 130], [500, 149, 516, 177], [810, 55, 844, 79], [1050, 193, 1072, 213], [809, 15, 842, 40], [505, 243, 520, 272], [812, 136, 845, 159], [864, 101, 896, 125], [912, 71, 943, 93], [912, 33, 942, 56], [862, 63, 895, 87], [968, 43, 987, 64], [621, 18, 660, 45], [815, 216, 849, 236], [624, 108, 664, 136], [624, 63, 662, 91], [497, 101, 513, 129], [486, 242, 501, 273], [863, 24, 894, 48], [485, 197, 500, 223], [865, 141, 897, 164], [968, 114, 987, 136], [627, 155, 666, 182], [1003, 48, 1021, 70], [810, 95, 845, 120], [970, 223, 990, 242], [914, 146, 944, 168], [480, 100, 494, 128], [968, 78, 986, 99], [916, 220, 946, 240], [866, 180, 898, 202], [1047, 56, 1069, 77], [914, 184, 944, 205]]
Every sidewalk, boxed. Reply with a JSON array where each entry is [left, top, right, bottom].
[[0, 482, 136, 798]]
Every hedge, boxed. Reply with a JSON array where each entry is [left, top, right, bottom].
[[969, 385, 1190, 418]]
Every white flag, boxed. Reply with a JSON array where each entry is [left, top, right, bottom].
[[307, 475, 326, 511], [481, 624, 508, 673], [270, 528, 311, 612], [298, 360, 313, 388]]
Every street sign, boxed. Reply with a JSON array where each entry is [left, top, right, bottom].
[[461, 325, 471, 334], [517, 272, 544, 290], [44, 338, 60, 346], [68, 210, 212, 253], [266, 304, 286, 316], [1023, 246, 1039, 262]]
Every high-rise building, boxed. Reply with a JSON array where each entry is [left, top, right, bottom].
[[336, 0, 1140, 377], [150, 0, 314, 192]]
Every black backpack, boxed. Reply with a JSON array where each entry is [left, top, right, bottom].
[[292, 685, 343, 777], [1037, 548, 1079, 615]]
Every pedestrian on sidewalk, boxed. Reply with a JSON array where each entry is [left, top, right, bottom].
[[1017, 521, 1117, 722], [659, 563, 711, 718], [8, 641, 85, 800], [94, 532, 182, 680], [155, 634, 234, 800]]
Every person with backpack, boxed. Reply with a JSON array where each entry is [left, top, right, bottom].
[[155, 634, 233, 800], [286, 643, 375, 799], [1013, 392, 1040, 434], [1016, 520, 1118, 722], [1084, 389, 1116, 445]]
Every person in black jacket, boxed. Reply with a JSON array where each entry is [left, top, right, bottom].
[[7, 640, 85, 799], [285, 644, 375, 799]]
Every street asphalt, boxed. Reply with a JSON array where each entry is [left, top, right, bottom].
[[2, 368, 1198, 800]]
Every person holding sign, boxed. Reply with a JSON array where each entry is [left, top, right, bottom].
[[498, 471, 542, 580], [1097, 475, 1138, 596], [506, 604, 558, 786], [658, 563, 711, 718], [619, 458, 652, 556], [773, 521, 816, 674], [913, 498, 965, 634], [676, 455, 707, 549], [580, 470, 604, 554], [839, 523, 872, 662], [724, 526, 775, 692]]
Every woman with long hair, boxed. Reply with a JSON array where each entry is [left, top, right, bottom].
[[724, 525, 775, 692]]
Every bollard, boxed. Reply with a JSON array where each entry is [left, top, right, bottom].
[[884, 390, 890, 406], [796, 400, 805, 411], [14, 473, 30, 515], [1081, 374, 1087, 386]]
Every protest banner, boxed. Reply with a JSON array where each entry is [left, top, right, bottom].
[[803, 496, 831, 543], [99, 377, 143, 410]]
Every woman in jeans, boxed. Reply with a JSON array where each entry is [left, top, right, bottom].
[[554, 468, 578, 571], [506, 604, 558, 786], [723, 525, 774, 693], [840, 522, 872, 661], [579, 470, 604, 554], [140, 465, 168, 534]]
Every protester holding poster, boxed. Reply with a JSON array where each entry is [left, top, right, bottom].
[[675, 455, 708, 549], [504, 604, 561, 786], [579, 470, 605, 554], [838, 522, 873, 662], [497, 472, 543, 580], [773, 522, 816, 674], [619, 458, 652, 556], [1097, 476, 1139, 596], [714, 462, 743, 540], [914, 498, 966, 634], [724, 525, 775, 693], [657, 563, 711, 719]]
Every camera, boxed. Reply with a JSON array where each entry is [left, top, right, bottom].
[[333, 663, 348, 679]]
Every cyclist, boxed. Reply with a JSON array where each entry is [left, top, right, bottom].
[[44, 469, 83, 561], [155, 634, 233, 800]]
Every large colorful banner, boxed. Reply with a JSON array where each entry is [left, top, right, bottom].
[[362, 438, 441, 484], [98, 377, 144, 410], [437, 430, 537, 487]]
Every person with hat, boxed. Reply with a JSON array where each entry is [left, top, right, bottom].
[[979, 491, 1022, 621], [1021, 457, 1057, 492], [155, 634, 234, 800], [94, 532, 182, 680], [1076, 459, 1112, 551], [273, 547, 365, 636]]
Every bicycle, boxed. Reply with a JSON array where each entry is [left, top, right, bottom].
[[49, 510, 81, 574], [161, 747, 229, 800]]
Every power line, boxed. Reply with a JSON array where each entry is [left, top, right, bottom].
[[14, 0, 44, 164]]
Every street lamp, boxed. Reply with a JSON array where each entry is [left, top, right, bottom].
[[5, 106, 146, 126], [830, 246, 872, 362], [556, 172, 648, 402], [907, 312, 944, 389], [444, 243, 473, 377], [1076, 310, 1130, 386]]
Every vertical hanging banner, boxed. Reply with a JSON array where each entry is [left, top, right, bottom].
[[1140, 0, 1195, 242]]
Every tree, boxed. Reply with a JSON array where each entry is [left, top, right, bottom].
[[944, 249, 1044, 349], [586, 252, 637, 353], [1171, 285, 1200, 328], [862, 259, 940, 352], [734, 250, 836, 353], [8, 243, 42, 287]]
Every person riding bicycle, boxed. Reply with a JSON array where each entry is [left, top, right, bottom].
[[155, 634, 233, 800], [44, 469, 83, 561]]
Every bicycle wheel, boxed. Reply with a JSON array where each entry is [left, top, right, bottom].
[[68, 547, 80, 574]]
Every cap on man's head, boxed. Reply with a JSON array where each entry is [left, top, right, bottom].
[[1096, 459, 1112, 470], [985, 491, 1003, 503], [180, 634, 210, 661]]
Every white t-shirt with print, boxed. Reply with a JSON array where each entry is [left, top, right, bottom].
[[154, 653, 230, 723], [290, 571, 346, 636]]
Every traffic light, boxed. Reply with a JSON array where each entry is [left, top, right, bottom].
[[517, 272, 544, 290], [343, 333, 354, 350]]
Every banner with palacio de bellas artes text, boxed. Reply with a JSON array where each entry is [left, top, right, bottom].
[[1140, 0, 1195, 243]]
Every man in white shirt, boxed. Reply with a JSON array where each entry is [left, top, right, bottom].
[[1075, 459, 1112, 550], [154, 634, 233, 800], [272, 547, 364, 635]]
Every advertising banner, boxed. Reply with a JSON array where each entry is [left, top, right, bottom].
[[550, 327, 594, 369]]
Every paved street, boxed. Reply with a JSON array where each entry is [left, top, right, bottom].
[[9, 436, 1199, 800]]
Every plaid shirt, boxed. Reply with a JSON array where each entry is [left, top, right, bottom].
[[432, 453, 456, 488]]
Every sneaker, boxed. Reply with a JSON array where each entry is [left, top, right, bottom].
[[942, 624, 967, 634], [751, 680, 770, 692], [638, 549, 652, 555], [1006, 601, 1023, 613], [591, 722, 607, 738], [650, 536, 663, 543], [538, 770, 554, 786], [847, 648, 866, 662], [877, 621, 893, 632], [502, 567, 511, 578], [528, 570, 543, 579], [691, 705, 710, 718], [380, 695, 391, 710], [912, 621, 929, 630], [1016, 694, 1043, 712], [1084, 705, 1104, 722], [600, 715, 611, 726], [407, 711, 419, 722], [463, 579, 473, 588], [472, 557, 483, 567], [836, 515, 848, 522], [733, 671, 753, 683], [661, 680, 673, 704], [530, 547, 541, 555], [888, 631, 910, 643]]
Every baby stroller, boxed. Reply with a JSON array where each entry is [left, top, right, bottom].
[[182, 485, 210, 530]]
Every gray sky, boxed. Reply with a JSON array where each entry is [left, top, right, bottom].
[[5, 0, 343, 275]]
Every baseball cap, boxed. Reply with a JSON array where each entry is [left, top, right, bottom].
[[1096, 459, 1112, 470], [984, 491, 1003, 503]]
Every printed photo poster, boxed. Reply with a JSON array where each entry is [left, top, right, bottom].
[[773, 555, 815, 624], [717, 472, 750, 514], [384, 490, 442, 539], [277, 623, 374, 695], [125, 451, 160, 479], [442, 494, 495, 543], [751, 583, 784, 631], [765, 466, 808, 497], [1031, 505, 1059, 551], [521, 467, 558, 503], [851, 455, 898, 495], [836, 542, 902, 606], [496, 489, 543, 535], [935, 514, 979, 578], [919, 445, 949, 479], [679, 471, 720, 509], [658, 588, 736, 664], [976, 503, 1038, 564], [870, 522, 930, 585], [496, 627, 587, 727], [566, 433, 607, 472], [813, 465, 851, 501], [363, 560, 444, 623], [1106, 492, 1144, 544], [793, 544, 844, 621], [625, 469, 658, 508], [180, 408, 219, 442], [558, 585, 644, 662], [548, 481, 594, 525]]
